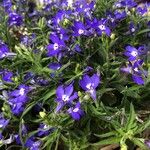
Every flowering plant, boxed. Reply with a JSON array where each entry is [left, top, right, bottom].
[[0, 0, 150, 149]]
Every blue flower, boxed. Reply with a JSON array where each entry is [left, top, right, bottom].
[[8, 85, 30, 115], [0, 42, 9, 59], [0, 114, 9, 129], [124, 45, 139, 61], [72, 21, 86, 37], [46, 34, 66, 57], [79, 74, 100, 100], [93, 18, 111, 36], [0, 70, 13, 83], [55, 83, 78, 112], [8, 12, 23, 26], [67, 102, 84, 120], [25, 136, 41, 150]]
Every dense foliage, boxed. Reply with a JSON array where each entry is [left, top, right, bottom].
[[0, 0, 150, 149]]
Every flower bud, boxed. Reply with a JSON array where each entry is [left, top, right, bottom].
[[39, 111, 46, 118]]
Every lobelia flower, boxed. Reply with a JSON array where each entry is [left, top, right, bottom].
[[124, 45, 139, 61], [136, 5, 148, 16], [8, 85, 30, 115], [0, 114, 9, 129], [121, 60, 147, 85], [145, 140, 150, 148], [3, 0, 12, 13], [55, 83, 78, 112], [129, 22, 136, 33], [67, 102, 84, 120], [8, 12, 23, 26], [79, 74, 100, 100], [25, 136, 41, 150], [0, 42, 10, 59], [46, 34, 66, 57], [114, 0, 137, 9], [114, 10, 126, 20], [37, 123, 52, 137], [93, 18, 111, 36], [0, 70, 13, 83], [72, 21, 86, 37]]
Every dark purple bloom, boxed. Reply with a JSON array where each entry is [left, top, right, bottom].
[[46, 34, 65, 57], [1, 70, 13, 82], [55, 83, 78, 112], [49, 63, 61, 70], [145, 140, 150, 148], [129, 22, 136, 33], [121, 60, 147, 85], [0, 42, 9, 59], [8, 12, 23, 26], [93, 19, 111, 36], [79, 74, 100, 100], [136, 5, 148, 16], [124, 45, 139, 61], [114, 0, 137, 9], [114, 10, 126, 20], [37, 124, 52, 137], [25, 137, 41, 150], [3, 0, 12, 13], [8, 85, 30, 115], [72, 21, 86, 37], [0, 114, 9, 129], [67, 102, 84, 120]]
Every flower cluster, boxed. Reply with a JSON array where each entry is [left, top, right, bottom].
[[0, 0, 149, 149]]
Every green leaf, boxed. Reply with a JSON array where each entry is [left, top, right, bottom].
[[131, 138, 149, 150], [136, 118, 150, 134], [92, 137, 121, 146], [125, 103, 136, 131], [94, 131, 117, 138], [137, 29, 150, 35]]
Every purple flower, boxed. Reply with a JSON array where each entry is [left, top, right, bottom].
[[114, 10, 126, 20], [67, 102, 84, 120], [49, 63, 61, 70], [8, 12, 23, 26], [8, 85, 30, 115], [3, 0, 12, 13], [46, 34, 65, 57], [124, 46, 139, 61], [0, 42, 9, 59], [1, 70, 13, 83], [79, 74, 100, 100], [136, 5, 148, 16], [55, 83, 78, 112], [0, 114, 9, 129], [121, 60, 147, 85], [145, 140, 150, 148], [72, 21, 86, 37], [25, 137, 41, 150], [114, 0, 137, 9], [37, 124, 51, 137], [93, 19, 111, 36]]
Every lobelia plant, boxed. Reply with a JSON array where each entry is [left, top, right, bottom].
[[0, 0, 150, 149]]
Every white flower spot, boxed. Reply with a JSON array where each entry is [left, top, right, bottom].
[[62, 95, 69, 102], [78, 29, 84, 35], [73, 108, 79, 112], [98, 25, 106, 30], [53, 43, 59, 50], [131, 51, 138, 57], [19, 88, 25, 96]]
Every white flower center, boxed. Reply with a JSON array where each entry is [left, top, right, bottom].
[[134, 67, 138, 72], [19, 88, 25, 96], [78, 29, 84, 35], [131, 51, 138, 57], [98, 25, 106, 30], [86, 83, 91, 90], [131, 28, 135, 32], [73, 108, 79, 112], [53, 43, 59, 50], [62, 95, 69, 102]]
